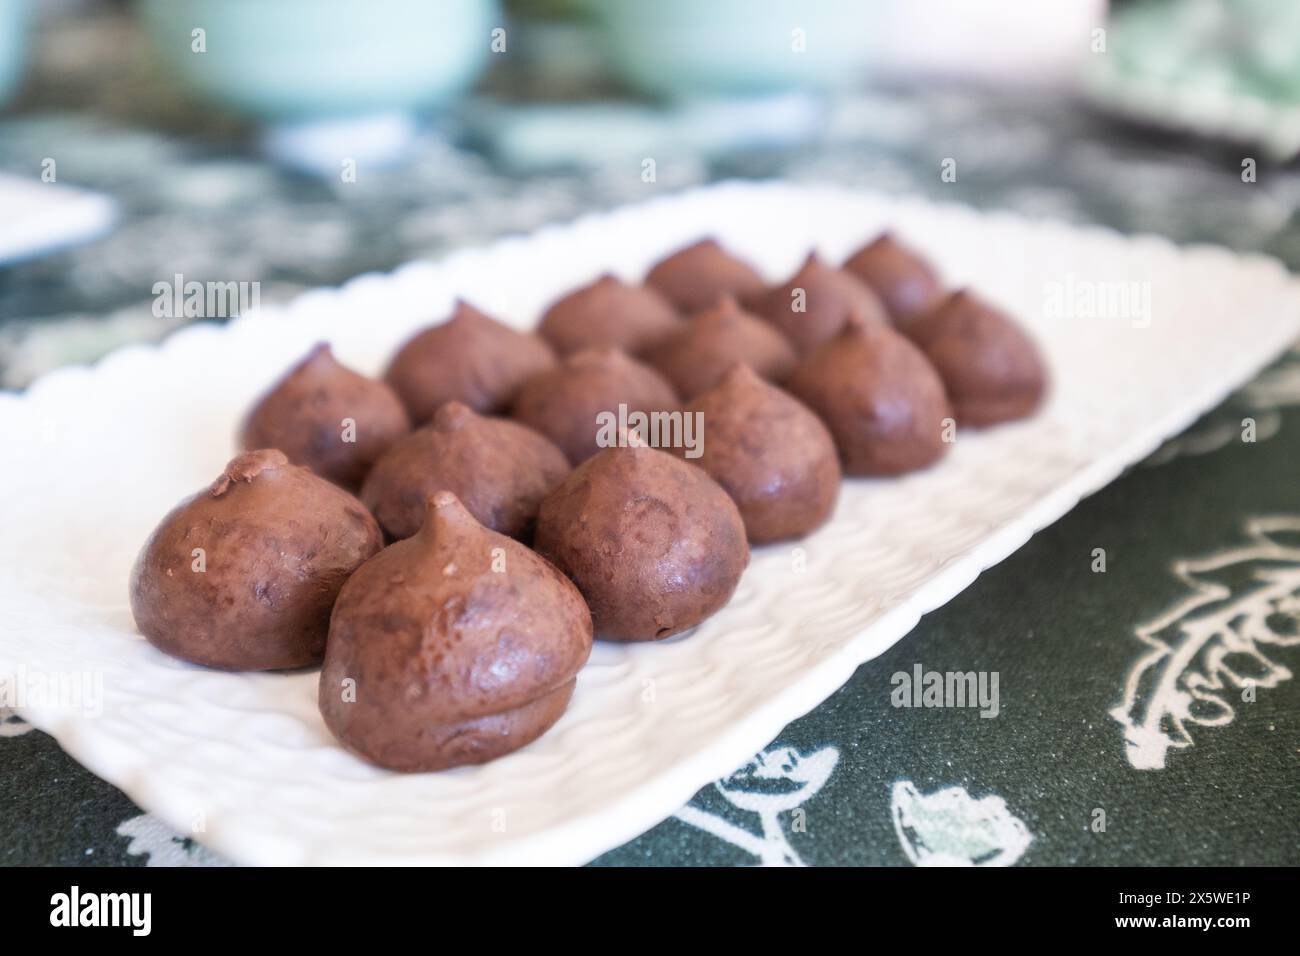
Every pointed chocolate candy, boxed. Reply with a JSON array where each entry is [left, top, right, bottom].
[[384, 300, 555, 423], [130, 449, 383, 670], [241, 343, 411, 490], [320, 492, 593, 772]]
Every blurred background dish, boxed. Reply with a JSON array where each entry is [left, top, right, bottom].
[[1085, 0, 1300, 160], [859, 0, 1106, 86], [588, 0, 874, 99], [0, 0, 31, 106], [139, 0, 496, 119], [0, 173, 116, 265], [138, 0, 497, 168]]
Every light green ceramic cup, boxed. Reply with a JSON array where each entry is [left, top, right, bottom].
[[139, 0, 497, 120], [587, 0, 873, 100], [0, 0, 32, 107]]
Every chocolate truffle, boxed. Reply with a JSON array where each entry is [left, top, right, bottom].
[[905, 290, 1047, 427], [239, 343, 411, 491], [786, 318, 953, 475], [384, 300, 555, 423], [535, 438, 749, 641], [360, 401, 570, 542], [538, 274, 683, 356], [320, 492, 592, 772], [643, 296, 798, 399], [685, 364, 841, 543], [130, 449, 383, 671], [645, 238, 766, 313], [842, 231, 945, 328], [749, 251, 890, 354], [510, 347, 679, 465]]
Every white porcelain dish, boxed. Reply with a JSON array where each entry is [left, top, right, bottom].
[[2, 182, 1298, 865]]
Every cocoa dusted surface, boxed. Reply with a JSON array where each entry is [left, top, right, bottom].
[[748, 251, 889, 354], [643, 295, 798, 399], [645, 238, 766, 313], [360, 400, 570, 542], [538, 273, 683, 356], [319, 492, 592, 772], [787, 317, 953, 476], [685, 363, 840, 543], [535, 442, 748, 642], [510, 346, 679, 465], [384, 299, 555, 423], [129, 449, 383, 671], [843, 232, 946, 329], [240, 343, 411, 491], [906, 289, 1048, 427]]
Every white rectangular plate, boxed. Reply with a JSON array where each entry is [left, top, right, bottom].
[[2, 183, 1298, 865]]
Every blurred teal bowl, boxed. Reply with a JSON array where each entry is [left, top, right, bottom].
[[139, 0, 497, 121], [589, 0, 873, 99], [0, 0, 32, 107]]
